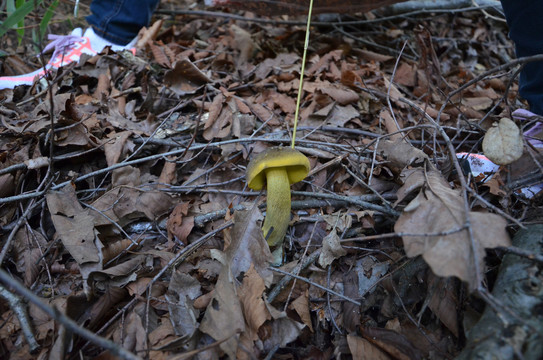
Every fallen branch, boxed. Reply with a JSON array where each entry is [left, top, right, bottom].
[[385, 0, 502, 14], [456, 225, 543, 359], [0, 269, 142, 360], [0, 285, 39, 353]]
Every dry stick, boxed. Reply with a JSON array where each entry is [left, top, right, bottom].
[[0, 285, 40, 353], [156, 3, 500, 27], [283, 220, 321, 313], [0, 137, 346, 205], [386, 40, 408, 133], [437, 54, 543, 121], [186, 196, 393, 228], [0, 199, 43, 265], [464, 187, 525, 229], [269, 266, 360, 306], [131, 125, 478, 148], [0, 269, 141, 360], [496, 245, 543, 265], [327, 264, 343, 334], [267, 250, 321, 303], [341, 228, 478, 243]]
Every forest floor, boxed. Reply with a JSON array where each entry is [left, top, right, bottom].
[[1, 0, 542, 359]]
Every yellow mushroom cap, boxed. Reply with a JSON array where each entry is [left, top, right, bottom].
[[246, 147, 310, 190]]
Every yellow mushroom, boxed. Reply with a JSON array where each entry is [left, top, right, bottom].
[[246, 147, 310, 249]]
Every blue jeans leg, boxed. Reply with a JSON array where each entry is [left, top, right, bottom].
[[86, 0, 160, 45], [501, 0, 543, 115]]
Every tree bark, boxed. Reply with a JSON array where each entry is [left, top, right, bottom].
[[456, 225, 543, 360], [205, 0, 503, 16], [385, 0, 502, 14]]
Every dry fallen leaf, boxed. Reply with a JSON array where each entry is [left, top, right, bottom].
[[199, 263, 245, 358], [394, 169, 511, 290], [163, 57, 211, 95], [238, 265, 272, 336], [225, 208, 274, 285], [318, 230, 347, 267], [166, 269, 202, 339], [167, 202, 195, 245], [379, 139, 429, 169], [347, 334, 391, 360], [46, 184, 103, 296], [289, 290, 313, 332], [482, 117, 524, 165]]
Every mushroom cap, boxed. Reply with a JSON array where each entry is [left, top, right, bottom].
[[246, 147, 310, 190]]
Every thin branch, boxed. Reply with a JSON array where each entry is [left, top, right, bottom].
[[269, 266, 361, 306], [0, 269, 142, 360], [0, 284, 40, 353]]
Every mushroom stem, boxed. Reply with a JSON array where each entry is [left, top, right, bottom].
[[263, 167, 292, 248]]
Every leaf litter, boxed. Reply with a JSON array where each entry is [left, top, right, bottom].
[[0, 1, 541, 359]]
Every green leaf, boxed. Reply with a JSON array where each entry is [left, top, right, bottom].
[[0, 0, 44, 38], [39, 0, 59, 41], [15, 0, 26, 44]]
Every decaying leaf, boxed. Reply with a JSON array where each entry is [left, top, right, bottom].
[[12, 227, 48, 286], [262, 304, 304, 353], [199, 263, 245, 358], [163, 57, 211, 95], [347, 334, 391, 360], [167, 202, 195, 245], [360, 326, 422, 360], [89, 255, 146, 291], [318, 230, 347, 267], [379, 139, 429, 169], [482, 117, 524, 165], [90, 186, 175, 226], [394, 169, 511, 290], [238, 265, 272, 336], [166, 269, 202, 339], [46, 185, 103, 296], [225, 208, 273, 285], [289, 290, 313, 332]]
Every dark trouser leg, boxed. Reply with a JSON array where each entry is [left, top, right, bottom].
[[501, 0, 543, 115], [86, 0, 160, 45]]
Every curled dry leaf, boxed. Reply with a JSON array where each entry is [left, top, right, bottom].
[[102, 238, 140, 264], [379, 139, 429, 169], [289, 290, 313, 332], [167, 202, 195, 245], [13, 228, 48, 286], [163, 58, 211, 95], [88, 255, 146, 291], [482, 117, 524, 165], [318, 231, 347, 268], [238, 265, 272, 336], [394, 169, 511, 291]]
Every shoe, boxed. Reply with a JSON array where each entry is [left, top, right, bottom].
[[512, 109, 543, 148], [0, 28, 136, 90], [458, 109, 543, 198]]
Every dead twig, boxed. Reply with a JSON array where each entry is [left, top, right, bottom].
[[0, 269, 141, 360], [0, 284, 40, 353]]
